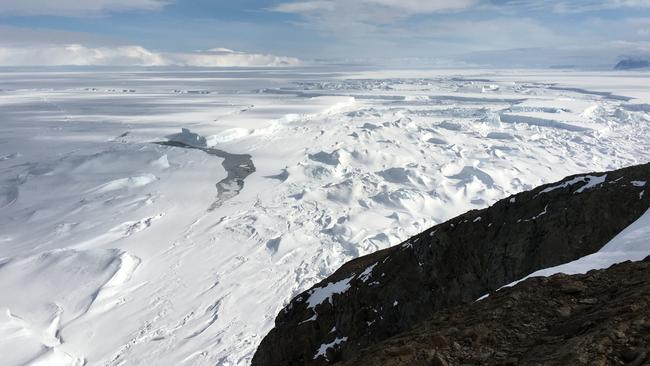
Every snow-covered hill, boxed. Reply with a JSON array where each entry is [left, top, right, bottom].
[[1, 68, 650, 365]]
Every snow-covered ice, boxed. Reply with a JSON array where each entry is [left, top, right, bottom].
[[1, 68, 650, 365], [503, 207, 650, 289], [540, 174, 607, 194], [305, 276, 354, 309], [313, 336, 348, 360]]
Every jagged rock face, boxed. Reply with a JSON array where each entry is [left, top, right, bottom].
[[252, 163, 650, 366], [341, 256, 650, 366]]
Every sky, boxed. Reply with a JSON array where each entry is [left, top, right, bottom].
[[0, 0, 649, 67]]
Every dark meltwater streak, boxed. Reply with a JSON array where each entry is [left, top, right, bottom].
[[155, 141, 256, 211]]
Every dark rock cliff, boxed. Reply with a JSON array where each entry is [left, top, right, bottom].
[[341, 256, 650, 366], [252, 163, 650, 366]]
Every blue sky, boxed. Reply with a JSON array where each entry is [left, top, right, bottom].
[[0, 0, 649, 67]]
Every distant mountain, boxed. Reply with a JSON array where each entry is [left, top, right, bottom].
[[614, 59, 650, 70], [253, 163, 650, 366]]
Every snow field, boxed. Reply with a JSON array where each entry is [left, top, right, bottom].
[[1, 68, 650, 365]]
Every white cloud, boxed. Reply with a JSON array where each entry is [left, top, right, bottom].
[[365, 0, 478, 13], [0, 44, 301, 67], [0, 44, 167, 66], [0, 25, 120, 46], [587, 0, 650, 10], [551, 1, 649, 13], [463, 39, 650, 68], [604, 0, 650, 6], [497, 0, 650, 13], [170, 48, 301, 67], [0, 0, 169, 16], [274, 1, 337, 13], [274, 0, 650, 24], [272, 0, 478, 28], [274, 0, 476, 15], [402, 18, 560, 51]]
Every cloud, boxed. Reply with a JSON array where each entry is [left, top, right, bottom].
[[170, 48, 301, 67], [266, 0, 650, 67], [274, 0, 477, 15], [365, 0, 478, 13], [551, 0, 650, 13], [493, 0, 650, 13], [462, 40, 650, 68], [274, 1, 337, 13], [396, 18, 559, 51], [273, 0, 650, 26], [0, 44, 301, 67], [0, 0, 169, 17], [0, 44, 167, 66], [272, 0, 478, 29], [0, 25, 121, 47]]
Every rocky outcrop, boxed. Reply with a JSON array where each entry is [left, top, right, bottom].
[[252, 163, 650, 366], [341, 256, 650, 366]]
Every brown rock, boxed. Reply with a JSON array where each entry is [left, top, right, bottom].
[[430, 354, 448, 366], [339, 259, 650, 366], [556, 306, 572, 318], [578, 297, 599, 305], [621, 347, 640, 362], [626, 350, 648, 366], [429, 335, 448, 348], [560, 282, 586, 294]]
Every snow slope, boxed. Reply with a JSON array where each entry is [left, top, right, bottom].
[[1, 68, 650, 365], [506, 205, 650, 286]]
